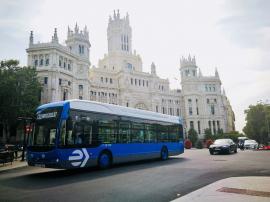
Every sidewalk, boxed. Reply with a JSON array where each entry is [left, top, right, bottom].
[[0, 159, 27, 173], [172, 176, 270, 202]]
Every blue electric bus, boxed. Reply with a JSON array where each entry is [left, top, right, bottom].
[[27, 100, 184, 169]]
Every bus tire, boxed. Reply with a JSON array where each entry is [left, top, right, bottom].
[[160, 146, 168, 160], [98, 151, 112, 169]]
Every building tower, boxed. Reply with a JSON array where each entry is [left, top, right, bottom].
[[180, 55, 197, 81], [66, 23, 91, 59], [180, 55, 199, 137], [107, 10, 132, 54]]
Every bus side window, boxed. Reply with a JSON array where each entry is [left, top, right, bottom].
[[145, 124, 156, 143], [73, 124, 84, 145], [119, 122, 130, 143], [157, 124, 169, 142], [84, 125, 92, 145], [65, 117, 73, 145], [168, 124, 178, 142], [179, 125, 183, 140], [91, 121, 99, 145], [131, 123, 144, 143], [98, 119, 116, 144], [60, 120, 66, 145]]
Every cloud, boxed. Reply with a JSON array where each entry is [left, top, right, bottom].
[[0, 0, 42, 64], [218, 0, 270, 51]]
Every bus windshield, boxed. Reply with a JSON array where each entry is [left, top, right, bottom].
[[29, 107, 62, 148]]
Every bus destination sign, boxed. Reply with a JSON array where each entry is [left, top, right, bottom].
[[37, 112, 58, 120]]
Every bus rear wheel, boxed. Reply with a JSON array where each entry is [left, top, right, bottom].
[[160, 147, 168, 160], [98, 151, 112, 169]]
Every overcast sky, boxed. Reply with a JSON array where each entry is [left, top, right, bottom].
[[1, 0, 270, 132]]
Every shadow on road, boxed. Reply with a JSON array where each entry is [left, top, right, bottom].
[[2, 156, 189, 190]]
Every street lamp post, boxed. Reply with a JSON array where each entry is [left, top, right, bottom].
[[17, 117, 33, 161]]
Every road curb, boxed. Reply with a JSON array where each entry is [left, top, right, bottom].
[[0, 162, 28, 174]]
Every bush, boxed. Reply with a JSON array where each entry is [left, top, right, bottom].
[[204, 128, 213, 140], [206, 139, 213, 148], [196, 140, 203, 149], [214, 132, 243, 143], [185, 139, 192, 149], [188, 128, 198, 146]]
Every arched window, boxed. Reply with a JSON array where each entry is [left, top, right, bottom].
[[63, 90, 67, 100], [82, 46, 84, 54], [45, 59, 49, 66]]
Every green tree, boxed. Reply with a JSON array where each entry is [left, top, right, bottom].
[[204, 128, 213, 140], [196, 140, 203, 149], [217, 128, 223, 135], [188, 128, 198, 146], [0, 60, 41, 140], [222, 131, 242, 142], [243, 104, 270, 144]]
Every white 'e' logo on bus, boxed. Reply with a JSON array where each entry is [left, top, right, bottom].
[[68, 148, 89, 167]]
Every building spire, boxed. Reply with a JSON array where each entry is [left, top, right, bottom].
[[180, 55, 197, 68], [75, 23, 79, 33], [117, 9, 120, 19], [29, 31, 33, 45], [126, 12, 129, 24], [84, 25, 89, 39], [215, 67, 219, 78], [113, 10, 116, 19], [67, 26, 71, 37], [52, 28, 58, 43], [151, 62, 156, 75]]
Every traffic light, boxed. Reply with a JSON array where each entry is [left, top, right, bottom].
[[25, 125, 32, 133]]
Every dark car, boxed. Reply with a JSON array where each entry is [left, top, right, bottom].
[[209, 139, 237, 155]]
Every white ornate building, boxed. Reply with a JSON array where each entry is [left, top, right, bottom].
[[26, 10, 235, 137]]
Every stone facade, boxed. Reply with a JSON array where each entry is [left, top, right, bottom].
[[180, 56, 235, 136], [26, 10, 235, 138], [26, 25, 90, 103]]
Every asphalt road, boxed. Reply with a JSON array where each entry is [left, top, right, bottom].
[[0, 149, 269, 202]]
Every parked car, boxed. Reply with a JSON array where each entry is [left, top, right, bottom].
[[238, 136, 248, 149], [258, 145, 270, 150], [209, 139, 237, 155], [244, 139, 258, 150]]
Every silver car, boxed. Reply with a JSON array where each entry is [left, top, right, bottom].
[[244, 139, 258, 149]]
